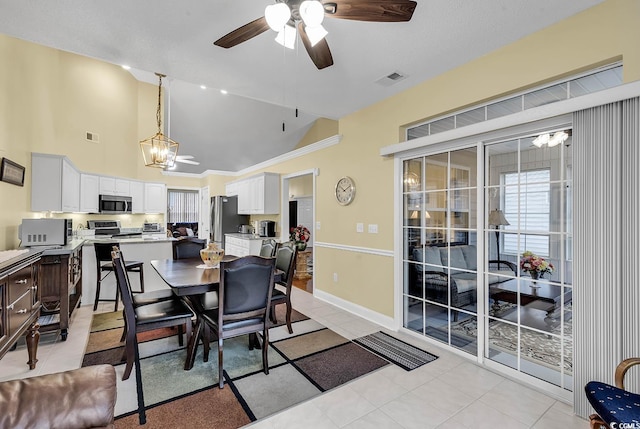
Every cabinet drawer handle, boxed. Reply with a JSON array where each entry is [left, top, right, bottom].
[[15, 279, 28, 284], [16, 308, 28, 314]]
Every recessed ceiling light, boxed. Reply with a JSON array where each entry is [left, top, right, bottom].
[[220, 89, 228, 95], [121, 65, 131, 70], [200, 85, 207, 90]]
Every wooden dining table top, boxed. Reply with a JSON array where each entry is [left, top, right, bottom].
[[151, 255, 283, 296]]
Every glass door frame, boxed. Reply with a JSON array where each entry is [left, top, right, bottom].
[[395, 116, 573, 403]]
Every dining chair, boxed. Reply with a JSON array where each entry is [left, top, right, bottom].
[[259, 239, 278, 258], [585, 357, 640, 428], [93, 242, 144, 311], [172, 237, 207, 260], [270, 241, 297, 334], [200, 255, 276, 388], [111, 249, 194, 389]]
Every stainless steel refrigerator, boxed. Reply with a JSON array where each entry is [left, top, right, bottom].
[[210, 195, 249, 249]]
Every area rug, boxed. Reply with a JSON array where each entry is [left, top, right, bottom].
[[82, 309, 391, 428], [450, 308, 573, 373], [353, 331, 438, 371]]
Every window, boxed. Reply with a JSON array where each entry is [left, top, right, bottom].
[[503, 169, 551, 256], [167, 189, 199, 223]]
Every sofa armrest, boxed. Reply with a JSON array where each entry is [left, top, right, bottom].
[[488, 260, 517, 275], [0, 364, 117, 429]]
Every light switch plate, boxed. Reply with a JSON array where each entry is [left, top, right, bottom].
[[368, 224, 378, 233], [316, 221, 321, 230], [356, 222, 364, 233]]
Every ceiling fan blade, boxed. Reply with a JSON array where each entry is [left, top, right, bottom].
[[176, 155, 194, 160], [214, 16, 270, 48], [324, 0, 417, 22], [298, 23, 334, 70], [175, 159, 200, 165]]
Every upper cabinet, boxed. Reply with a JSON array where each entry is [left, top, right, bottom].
[[31, 153, 80, 212], [231, 173, 280, 215], [144, 182, 166, 214], [79, 174, 100, 213], [99, 177, 131, 196], [130, 181, 144, 214]]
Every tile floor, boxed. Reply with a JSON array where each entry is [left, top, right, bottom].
[[0, 285, 588, 429]]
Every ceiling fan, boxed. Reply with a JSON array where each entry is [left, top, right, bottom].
[[167, 154, 200, 169], [213, 0, 417, 70]]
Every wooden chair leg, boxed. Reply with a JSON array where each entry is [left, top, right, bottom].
[[133, 339, 146, 425], [122, 328, 136, 381], [262, 328, 269, 375], [270, 304, 277, 324], [178, 325, 184, 346], [93, 279, 101, 311], [218, 338, 224, 388], [202, 323, 210, 362], [589, 414, 609, 429], [114, 282, 120, 312], [285, 300, 293, 334]]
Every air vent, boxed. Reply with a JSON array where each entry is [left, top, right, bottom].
[[375, 71, 407, 87], [86, 131, 99, 143]]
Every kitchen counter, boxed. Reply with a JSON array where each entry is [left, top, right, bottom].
[[82, 234, 175, 244], [224, 233, 268, 241], [225, 233, 277, 257]]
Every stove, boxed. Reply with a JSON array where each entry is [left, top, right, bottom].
[[87, 220, 142, 238]]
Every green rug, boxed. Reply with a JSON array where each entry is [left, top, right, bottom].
[[83, 309, 392, 428]]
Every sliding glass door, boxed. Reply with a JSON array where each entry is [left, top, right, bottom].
[[401, 127, 573, 391]]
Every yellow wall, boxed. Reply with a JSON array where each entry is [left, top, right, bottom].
[[1, 0, 639, 317], [295, 118, 339, 149]]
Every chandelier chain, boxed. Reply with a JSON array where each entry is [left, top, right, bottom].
[[156, 74, 163, 134]]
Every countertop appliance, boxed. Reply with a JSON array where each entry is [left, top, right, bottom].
[[20, 218, 72, 246], [258, 220, 276, 237], [87, 220, 141, 238], [142, 222, 163, 233], [238, 225, 254, 234], [99, 194, 132, 214], [210, 195, 249, 250]]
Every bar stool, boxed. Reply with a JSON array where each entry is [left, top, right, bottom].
[[93, 242, 144, 311]]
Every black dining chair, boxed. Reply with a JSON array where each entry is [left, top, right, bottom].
[[93, 242, 144, 311], [200, 255, 276, 388], [270, 241, 297, 334], [259, 239, 278, 258], [172, 237, 207, 260], [111, 249, 194, 389]]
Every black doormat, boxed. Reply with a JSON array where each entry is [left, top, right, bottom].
[[353, 331, 438, 371]]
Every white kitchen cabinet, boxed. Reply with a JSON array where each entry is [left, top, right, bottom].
[[225, 181, 239, 196], [99, 177, 131, 196], [224, 234, 263, 257], [144, 182, 166, 214], [31, 153, 80, 212], [233, 173, 280, 215], [129, 180, 144, 214], [79, 174, 100, 213]]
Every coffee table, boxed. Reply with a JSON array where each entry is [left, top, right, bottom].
[[489, 278, 562, 315]]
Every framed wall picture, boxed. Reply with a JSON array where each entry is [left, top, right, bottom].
[[0, 158, 25, 186]]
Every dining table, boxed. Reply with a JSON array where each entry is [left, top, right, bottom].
[[150, 255, 282, 370]]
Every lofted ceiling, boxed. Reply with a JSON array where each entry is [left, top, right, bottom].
[[0, 0, 603, 173]]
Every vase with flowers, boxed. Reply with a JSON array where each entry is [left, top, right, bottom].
[[520, 250, 554, 287], [290, 224, 310, 251]]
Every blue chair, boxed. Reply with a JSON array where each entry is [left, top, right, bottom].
[[585, 358, 640, 428]]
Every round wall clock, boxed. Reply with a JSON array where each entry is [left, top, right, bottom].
[[335, 176, 356, 205]]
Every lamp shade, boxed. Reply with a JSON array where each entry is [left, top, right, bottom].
[[488, 209, 509, 226], [300, 0, 324, 27], [275, 24, 296, 49], [305, 24, 328, 46], [265, 3, 291, 31]]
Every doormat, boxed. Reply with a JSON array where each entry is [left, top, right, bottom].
[[353, 331, 438, 371]]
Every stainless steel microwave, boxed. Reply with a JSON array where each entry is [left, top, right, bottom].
[[20, 218, 72, 246], [99, 194, 132, 214]]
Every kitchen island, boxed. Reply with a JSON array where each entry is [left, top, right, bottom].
[[224, 233, 274, 257]]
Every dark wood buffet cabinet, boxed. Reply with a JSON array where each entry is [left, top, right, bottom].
[[0, 250, 42, 370]]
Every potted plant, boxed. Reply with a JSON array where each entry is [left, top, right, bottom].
[[290, 225, 310, 251]]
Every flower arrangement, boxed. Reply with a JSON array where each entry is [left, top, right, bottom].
[[520, 250, 554, 278], [290, 225, 310, 244]]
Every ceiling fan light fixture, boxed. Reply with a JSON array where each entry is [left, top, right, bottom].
[[306, 24, 328, 46], [265, 3, 291, 31], [548, 130, 569, 147], [300, 0, 325, 27], [532, 133, 549, 148], [275, 24, 297, 49]]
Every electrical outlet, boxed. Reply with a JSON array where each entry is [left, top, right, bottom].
[[333, 272, 338, 282], [368, 224, 378, 233], [356, 222, 364, 233], [316, 221, 321, 230]]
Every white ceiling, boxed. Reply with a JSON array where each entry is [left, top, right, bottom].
[[0, 0, 603, 173]]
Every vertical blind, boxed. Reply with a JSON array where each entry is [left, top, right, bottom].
[[167, 190, 199, 223]]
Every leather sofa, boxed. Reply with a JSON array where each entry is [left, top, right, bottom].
[[411, 244, 516, 309], [0, 364, 117, 429]]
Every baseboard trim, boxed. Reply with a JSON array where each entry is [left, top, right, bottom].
[[313, 288, 395, 330]]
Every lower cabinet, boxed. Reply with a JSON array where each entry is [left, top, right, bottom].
[[0, 252, 41, 370], [224, 235, 264, 257], [38, 246, 82, 341]]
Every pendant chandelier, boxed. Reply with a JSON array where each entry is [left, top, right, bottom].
[[140, 73, 179, 168]]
